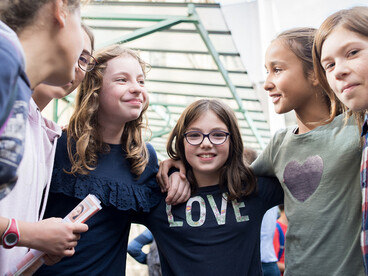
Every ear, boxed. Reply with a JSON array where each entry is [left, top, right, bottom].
[[308, 71, 319, 87], [53, 0, 68, 28]]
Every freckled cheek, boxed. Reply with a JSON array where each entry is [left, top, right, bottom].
[[142, 90, 149, 104], [102, 85, 121, 100]]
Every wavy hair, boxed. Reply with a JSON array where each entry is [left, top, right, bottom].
[[313, 6, 368, 128], [67, 44, 150, 176], [166, 99, 256, 200]]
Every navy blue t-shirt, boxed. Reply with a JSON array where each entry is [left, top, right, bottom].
[[35, 133, 161, 275], [134, 177, 283, 276]]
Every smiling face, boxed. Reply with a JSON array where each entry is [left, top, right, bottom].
[[264, 40, 317, 114], [184, 110, 230, 186], [97, 55, 148, 128], [321, 26, 368, 111]]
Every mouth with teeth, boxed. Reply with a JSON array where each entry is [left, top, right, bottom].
[[198, 153, 216, 160]]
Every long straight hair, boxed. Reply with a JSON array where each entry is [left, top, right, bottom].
[[166, 99, 256, 200], [313, 6, 368, 127]]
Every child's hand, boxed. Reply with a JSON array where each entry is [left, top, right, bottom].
[[166, 172, 191, 205], [157, 159, 186, 192], [18, 218, 88, 257], [60, 124, 68, 132]]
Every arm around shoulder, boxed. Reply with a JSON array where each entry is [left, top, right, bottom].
[[257, 176, 284, 208]]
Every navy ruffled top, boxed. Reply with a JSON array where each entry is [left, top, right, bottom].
[[50, 132, 161, 212], [35, 132, 162, 275]]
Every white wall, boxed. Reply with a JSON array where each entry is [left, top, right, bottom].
[[219, 0, 368, 133]]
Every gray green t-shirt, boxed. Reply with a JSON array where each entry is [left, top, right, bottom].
[[252, 114, 364, 276]]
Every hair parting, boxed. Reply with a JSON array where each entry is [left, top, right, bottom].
[[166, 99, 256, 200]]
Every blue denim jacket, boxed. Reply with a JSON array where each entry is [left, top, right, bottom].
[[0, 21, 31, 199]]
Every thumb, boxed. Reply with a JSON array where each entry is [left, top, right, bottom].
[[72, 223, 88, 233]]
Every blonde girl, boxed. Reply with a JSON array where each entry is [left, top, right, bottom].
[[35, 45, 163, 275]]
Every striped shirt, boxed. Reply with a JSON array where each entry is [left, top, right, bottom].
[[361, 114, 368, 275]]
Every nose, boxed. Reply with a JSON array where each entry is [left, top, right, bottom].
[[200, 136, 213, 148], [334, 61, 350, 80], [129, 82, 143, 94], [263, 75, 274, 91]]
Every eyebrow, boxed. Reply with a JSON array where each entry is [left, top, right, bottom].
[[187, 127, 228, 132], [321, 44, 346, 63], [321, 40, 363, 63], [112, 72, 144, 78], [81, 49, 91, 56], [265, 60, 285, 69], [270, 61, 285, 66], [320, 55, 331, 64]]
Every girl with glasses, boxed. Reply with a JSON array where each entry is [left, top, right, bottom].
[[158, 27, 365, 275], [0, 1, 89, 272], [134, 99, 283, 275]]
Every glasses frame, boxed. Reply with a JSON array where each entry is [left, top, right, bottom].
[[78, 52, 97, 72], [184, 130, 230, 146]]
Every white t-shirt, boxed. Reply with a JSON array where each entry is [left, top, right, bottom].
[[260, 206, 278, 263], [0, 99, 61, 275]]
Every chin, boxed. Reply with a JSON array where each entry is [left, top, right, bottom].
[[126, 114, 141, 122], [274, 107, 284, 114], [56, 92, 70, 99]]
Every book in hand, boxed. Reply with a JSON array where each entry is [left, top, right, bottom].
[[5, 194, 102, 276]]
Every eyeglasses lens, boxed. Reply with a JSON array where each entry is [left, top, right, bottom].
[[78, 53, 96, 72], [185, 131, 229, 145]]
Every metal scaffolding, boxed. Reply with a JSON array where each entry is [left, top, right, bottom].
[[54, 1, 271, 159]]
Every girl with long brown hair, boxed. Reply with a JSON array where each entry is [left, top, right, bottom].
[[134, 99, 283, 275], [159, 27, 365, 275]]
